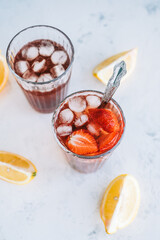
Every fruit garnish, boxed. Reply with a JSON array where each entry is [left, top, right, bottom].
[[0, 151, 37, 185], [100, 174, 140, 234], [67, 129, 98, 155], [98, 131, 119, 152], [0, 51, 9, 92], [88, 108, 119, 133], [93, 48, 137, 85]]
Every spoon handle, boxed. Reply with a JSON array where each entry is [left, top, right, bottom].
[[99, 61, 127, 108]]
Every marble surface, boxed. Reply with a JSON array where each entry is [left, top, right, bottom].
[[0, 0, 160, 239]]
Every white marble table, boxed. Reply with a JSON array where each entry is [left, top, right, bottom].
[[0, 0, 160, 239]]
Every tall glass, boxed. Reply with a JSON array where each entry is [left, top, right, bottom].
[[52, 90, 125, 173], [6, 25, 74, 113]]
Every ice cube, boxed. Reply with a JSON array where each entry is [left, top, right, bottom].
[[68, 97, 86, 113], [15, 60, 29, 75], [32, 59, 46, 73], [74, 114, 88, 127], [37, 73, 53, 82], [39, 40, 54, 57], [87, 123, 100, 136], [22, 70, 38, 82], [50, 64, 65, 78], [22, 46, 39, 61], [59, 108, 74, 124], [51, 50, 67, 65], [57, 124, 72, 136], [86, 95, 101, 108]]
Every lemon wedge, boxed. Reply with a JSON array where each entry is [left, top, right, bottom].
[[93, 48, 137, 85], [0, 151, 37, 185], [100, 174, 140, 234], [0, 51, 9, 92]]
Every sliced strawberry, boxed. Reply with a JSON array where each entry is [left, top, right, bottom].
[[88, 108, 119, 133], [98, 131, 119, 152], [66, 129, 98, 155]]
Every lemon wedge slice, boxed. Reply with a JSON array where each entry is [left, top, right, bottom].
[[100, 174, 140, 234], [93, 48, 137, 85], [0, 151, 37, 185], [0, 51, 9, 92]]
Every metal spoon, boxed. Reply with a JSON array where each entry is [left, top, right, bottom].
[[99, 61, 127, 108]]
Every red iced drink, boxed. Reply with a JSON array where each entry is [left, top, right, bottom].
[[14, 39, 70, 113], [53, 90, 125, 173], [6, 25, 74, 113]]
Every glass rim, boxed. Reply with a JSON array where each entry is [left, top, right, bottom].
[[6, 24, 75, 85], [52, 89, 126, 160]]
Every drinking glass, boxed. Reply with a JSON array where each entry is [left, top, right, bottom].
[[6, 25, 74, 113], [52, 90, 125, 173]]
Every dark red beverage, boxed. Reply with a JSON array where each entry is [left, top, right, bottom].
[[14, 39, 70, 113], [21, 78, 70, 113], [6, 26, 74, 113]]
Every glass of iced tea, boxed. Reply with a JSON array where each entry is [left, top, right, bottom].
[[52, 90, 125, 173], [6, 25, 74, 113]]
